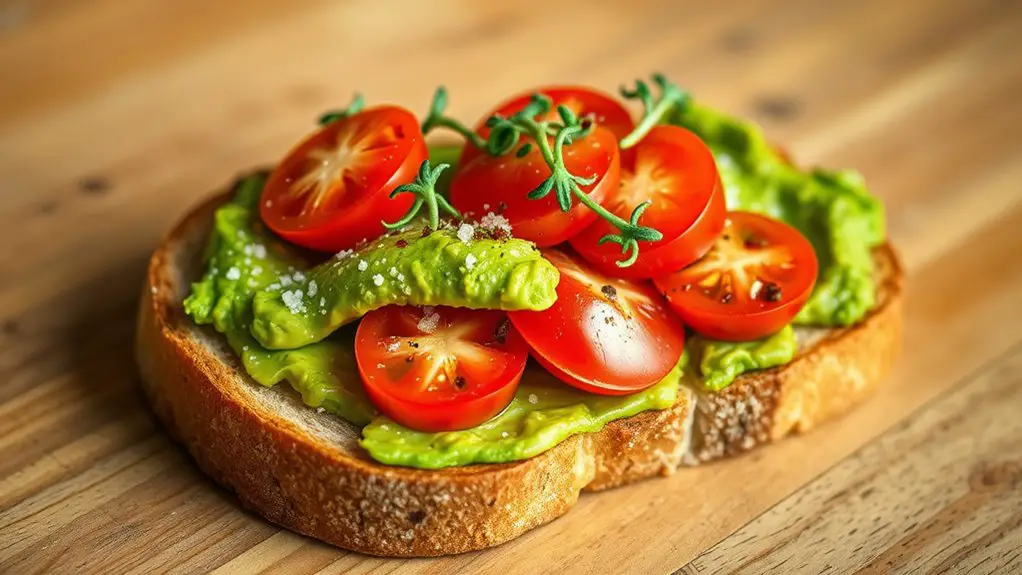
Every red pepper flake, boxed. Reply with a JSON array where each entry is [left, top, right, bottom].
[[396, 239, 409, 248]]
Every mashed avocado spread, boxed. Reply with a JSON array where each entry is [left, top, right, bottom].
[[183, 175, 374, 426], [689, 326, 797, 391], [362, 355, 685, 468], [673, 104, 885, 326], [250, 225, 558, 350]]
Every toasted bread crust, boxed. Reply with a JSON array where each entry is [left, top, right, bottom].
[[135, 192, 903, 556]]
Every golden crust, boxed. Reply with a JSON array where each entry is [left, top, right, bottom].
[[135, 192, 903, 556]]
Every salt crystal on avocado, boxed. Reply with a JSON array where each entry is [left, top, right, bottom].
[[465, 253, 477, 271], [307, 280, 318, 297], [281, 289, 306, 314], [357, 259, 368, 272], [457, 223, 475, 244], [225, 267, 241, 281], [372, 274, 385, 287]]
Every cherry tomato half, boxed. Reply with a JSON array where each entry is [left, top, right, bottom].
[[653, 212, 818, 341], [459, 86, 635, 167], [571, 125, 726, 279], [260, 106, 427, 252], [355, 306, 528, 432], [449, 127, 621, 246], [509, 249, 686, 395]]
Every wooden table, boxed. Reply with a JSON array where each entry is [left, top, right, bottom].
[[2, 0, 1020, 572]]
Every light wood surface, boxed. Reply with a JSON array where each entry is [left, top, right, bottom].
[[1, 0, 1020, 573]]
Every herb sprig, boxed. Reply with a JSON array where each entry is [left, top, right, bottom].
[[422, 87, 663, 267], [318, 93, 366, 126], [382, 160, 460, 231], [618, 74, 691, 149]]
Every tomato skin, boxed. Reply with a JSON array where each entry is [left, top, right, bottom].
[[260, 106, 427, 252], [449, 127, 621, 246], [571, 125, 726, 279], [355, 306, 528, 432], [509, 249, 686, 395], [654, 212, 819, 341]]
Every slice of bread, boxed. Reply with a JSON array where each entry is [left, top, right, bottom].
[[135, 192, 903, 557]]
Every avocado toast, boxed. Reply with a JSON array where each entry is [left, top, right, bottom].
[[136, 77, 903, 556]]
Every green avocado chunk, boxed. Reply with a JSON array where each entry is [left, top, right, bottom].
[[183, 175, 375, 426], [360, 354, 687, 469], [249, 226, 559, 350], [689, 326, 798, 391], [673, 103, 885, 326]]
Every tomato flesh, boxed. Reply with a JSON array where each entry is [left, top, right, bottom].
[[355, 306, 528, 432], [509, 249, 686, 395], [449, 127, 621, 246], [571, 125, 726, 279], [654, 211, 818, 341], [260, 106, 427, 252]]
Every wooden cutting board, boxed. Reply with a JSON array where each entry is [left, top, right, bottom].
[[1, 0, 1020, 572]]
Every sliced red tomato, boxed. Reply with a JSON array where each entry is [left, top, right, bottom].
[[449, 127, 620, 246], [355, 306, 528, 432], [509, 249, 685, 395], [654, 212, 818, 341], [459, 86, 635, 167], [570, 125, 726, 279], [260, 106, 427, 252]]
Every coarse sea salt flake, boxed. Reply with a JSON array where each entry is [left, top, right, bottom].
[[417, 312, 441, 334], [457, 223, 474, 244], [281, 289, 306, 314], [480, 212, 512, 234], [528, 394, 538, 404], [465, 253, 477, 271], [225, 267, 241, 280], [307, 280, 318, 297], [357, 259, 369, 272], [372, 274, 385, 286]]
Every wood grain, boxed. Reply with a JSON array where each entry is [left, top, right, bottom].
[[1, 0, 1020, 572], [680, 344, 1022, 574]]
